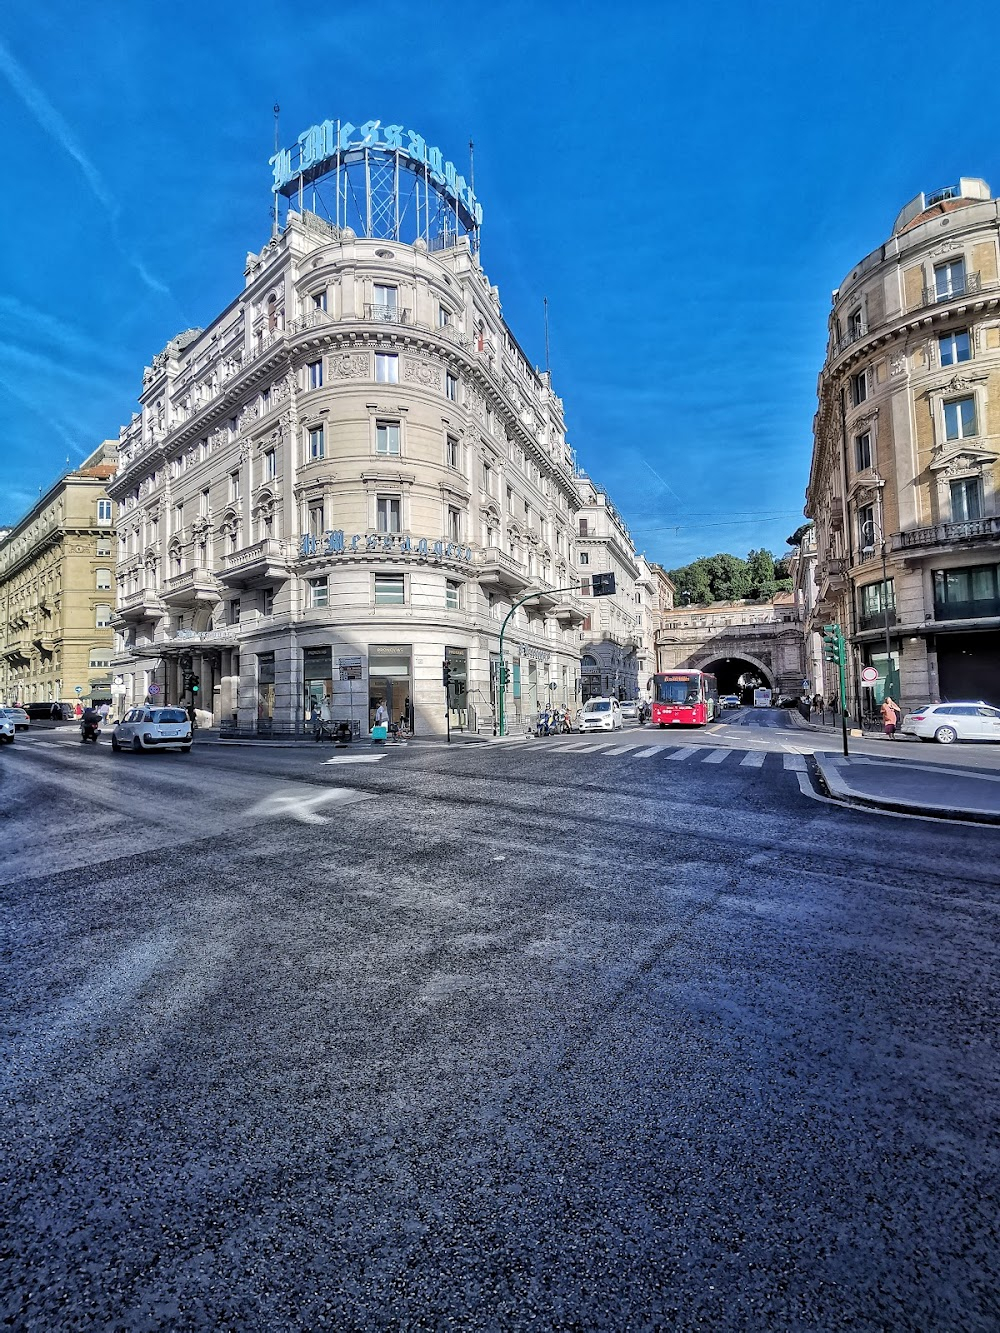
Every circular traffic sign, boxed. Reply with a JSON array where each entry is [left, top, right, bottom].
[[861, 666, 879, 683], [148, 684, 161, 695], [74, 685, 83, 695]]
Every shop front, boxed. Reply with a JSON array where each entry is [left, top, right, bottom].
[[368, 645, 412, 734]]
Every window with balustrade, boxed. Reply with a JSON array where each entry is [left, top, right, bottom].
[[950, 476, 983, 523]]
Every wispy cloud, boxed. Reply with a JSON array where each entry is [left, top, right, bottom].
[[0, 295, 129, 370], [0, 372, 87, 457], [0, 342, 124, 396], [0, 36, 171, 300]]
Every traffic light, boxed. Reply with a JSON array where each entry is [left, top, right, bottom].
[[442, 660, 451, 687], [190, 675, 200, 695], [498, 661, 509, 689], [591, 572, 616, 597], [822, 623, 845, 666]]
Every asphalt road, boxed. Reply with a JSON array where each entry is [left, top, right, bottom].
[[2, 714, 998, 1331]]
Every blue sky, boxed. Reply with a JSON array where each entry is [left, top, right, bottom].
[[2, 0, 999, 568]]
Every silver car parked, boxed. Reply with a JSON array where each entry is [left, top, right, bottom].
[[112, 706, 193, 753], [900, 701, 1000, 745]]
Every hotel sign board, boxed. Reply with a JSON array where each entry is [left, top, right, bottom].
[[299, 531, 475, 564], [271, 119, 483, 231]]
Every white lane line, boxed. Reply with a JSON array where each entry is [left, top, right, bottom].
[[665, 746, 698, 761], [633, 746, 664, 759], [783, 753, 807, 771], [322, 754, 386, 765], [700, 748, 731, 764], [739, 751, 766, 768]]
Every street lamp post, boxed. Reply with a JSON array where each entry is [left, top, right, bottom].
[[498, 585, 580, 738], [861, 473, 894, 710]]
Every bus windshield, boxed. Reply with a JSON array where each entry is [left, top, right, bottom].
[[655, 677, 701, 705]]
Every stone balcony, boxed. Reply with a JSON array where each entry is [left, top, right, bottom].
[[476, 548, 533, 595], [115, 589, 165, 623], [160, 568, 221, 608], [891, 515, 1000, 557], [219, 539, 292, 589]]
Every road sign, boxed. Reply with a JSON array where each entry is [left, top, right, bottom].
[[861, 666, 879, 683], [74, 685, 83, 695], [148, 684, 161, 695]]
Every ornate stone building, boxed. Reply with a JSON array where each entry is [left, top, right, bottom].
[[106, 209, 586, 735], [0, 444, 117, 708], [655, 595, 805, 699], [806, 178, 1000, 712]]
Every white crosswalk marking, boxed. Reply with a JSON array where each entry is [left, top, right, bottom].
[[602, 743, 646, 755], [701, 748, 731, 764], [783, 753, 807, 771], [739, 751, 766, 768], [563, 741, 594, 751], [665, 746, 698, 761], [633, 746, 663, 759]]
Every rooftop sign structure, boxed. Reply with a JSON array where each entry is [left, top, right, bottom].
[[270, 119, 482, 248]]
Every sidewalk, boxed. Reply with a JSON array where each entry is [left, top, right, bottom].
[[813, 751, 1000, 825]]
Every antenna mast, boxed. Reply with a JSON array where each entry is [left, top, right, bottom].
[[469, 137, 478, 254], [543, 296, 551, 376], [272, 103, 280, 237]]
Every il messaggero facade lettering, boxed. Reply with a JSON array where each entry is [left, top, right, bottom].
[[299, 531, 475, 563], [270, 119, 483, 229]]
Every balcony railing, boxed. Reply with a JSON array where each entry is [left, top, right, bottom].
[[892, 515, 1000, 552], [921, 271, 982, 306], [364, 304, 412, 325], [834, 322, 869, 355], [857, 610, 897, 633]]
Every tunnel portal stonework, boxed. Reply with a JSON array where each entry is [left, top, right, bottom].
[[654, 597, 806, 699]]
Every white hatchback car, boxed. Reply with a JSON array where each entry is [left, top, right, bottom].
[[0, 715, 14, 744], [578, 697, 623, 733], [112, 706, 193, 753], [900, 701, 1000, 745]]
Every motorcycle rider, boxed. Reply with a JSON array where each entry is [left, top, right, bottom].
[[80, 705, 102, 743]]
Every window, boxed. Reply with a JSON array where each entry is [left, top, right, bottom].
[[376, 420, 400, 456], [944, 396, 977, 440], [849, 308, 865, 339], [373, 284, 397, 315], [951, 477, 983, 523], [173, 502, 184, 534], [934, 258, 966, 301], [579, 517, 589, 536], [97, 499, 112, 525], [200, 487, 211, 517], [312, 290, 327, 312], [261, 588, 274, 616], [228, 597, 241, 625], [260, 386, 271, 413], [375, 352, 399, 384], [858, 503, 877, 550], [939, 329, 971, 367], [95, 604, 112, 628], [229, 470, 241, 501], [447, 507, 462, 542], [308, 426, 325, 460], [89, 650, 112, 669], [308, 503, 325, 538], [446, 580, 461, 610], [933, 563, 999, 617], [506, 486, 513, 513], [851, 369, 869, 406], [307, 359, 323, 389], [96, 539, 112, 557], [482, 461, 492, 494], [860, 580, 894, 617], [95, 568, 112, 590], [377, 496, 401, 533], [855, 431, 872, 471], [579, 551, 590, 565], [229, 416, 239, 439], [446, 372, 458, 402], [438, 305, 450, 328], [374, 573, 405, 605], [308, 577, 328, 608], [264, 449, 276, 481], [446, 435, 459, 469]]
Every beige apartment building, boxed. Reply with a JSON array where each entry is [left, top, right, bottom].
[[0, 444, 117, 708], [807, 178, 1000, 714], [106, 209, 586, 735], [573, 472, 644, 701]]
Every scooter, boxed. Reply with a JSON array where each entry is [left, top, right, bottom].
[[80, 716, 101, 744]]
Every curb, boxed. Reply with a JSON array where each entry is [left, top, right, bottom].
[[813, 753, 1000, 825]]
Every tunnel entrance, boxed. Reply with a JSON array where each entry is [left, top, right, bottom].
[[702, 657, 773, 702]]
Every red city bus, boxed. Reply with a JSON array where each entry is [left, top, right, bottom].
[[651, 671, 720, 727]]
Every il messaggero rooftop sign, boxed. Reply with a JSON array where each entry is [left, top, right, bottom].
[[271, 119, 483, 231]]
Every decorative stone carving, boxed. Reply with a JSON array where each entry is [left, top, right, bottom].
[[889, 353, 907, 376], [239, 401, 260, 428], [271, 371, 296, 401], [403, 358, 441, 389], [330, 353, 369, 379]]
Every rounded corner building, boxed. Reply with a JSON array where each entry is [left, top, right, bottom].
[[807, 176, 1000, 712], [107, 120, 587, 736]]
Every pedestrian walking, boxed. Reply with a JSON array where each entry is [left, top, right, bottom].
[[98, 702, 110, 724], [74, 701, 82, 719], [881, 695, 902, 740], [374, 700, 388, 729]]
